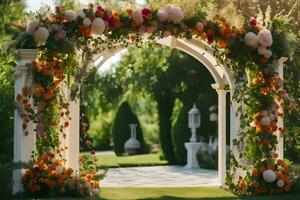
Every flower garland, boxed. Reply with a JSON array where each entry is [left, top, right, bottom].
[[13, 3, 296, 197]]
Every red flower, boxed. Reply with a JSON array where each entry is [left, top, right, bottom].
[[90, 150, 96, 154], [141, 7, 152, 20], [249, 18, 258, 26], [207, 35, 214, 43]]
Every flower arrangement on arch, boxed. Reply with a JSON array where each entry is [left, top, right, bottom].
[[10, 1, 297, 197]]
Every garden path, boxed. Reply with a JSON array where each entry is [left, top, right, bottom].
[[101, 165, 218, 187]]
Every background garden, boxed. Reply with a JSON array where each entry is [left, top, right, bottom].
[[1, 0, 300, 199]]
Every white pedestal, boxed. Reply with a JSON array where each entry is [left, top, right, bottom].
[[184, 142, 201, 169]]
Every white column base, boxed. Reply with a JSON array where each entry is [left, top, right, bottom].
[[184, 142, 201, 169]]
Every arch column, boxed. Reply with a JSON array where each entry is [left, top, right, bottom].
[[274, 57, 288, 159], [212, 83, 227, 187], [13, 49, 38, 194], [66, 95, 80, 171]]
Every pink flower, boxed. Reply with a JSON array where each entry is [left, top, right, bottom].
[[55, 30, 66, 40], [34, 27, 49, 43], [141, 7, 152, 20], [164, 4, 183, 24], [86, 140, 93, 147], [157, 11, 167, 22], [26, 20, 40, 35], [249, 18, 257, 26], [196, 22, 204, 32], [65, 10, 77, 22], [132, 9, 144, 26], [257, 28, 273, 47]]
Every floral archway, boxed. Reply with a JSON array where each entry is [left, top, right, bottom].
[[11, 2, 296, 197]]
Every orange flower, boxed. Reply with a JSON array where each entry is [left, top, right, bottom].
[[80, 26, 92, 37], [22, 86, 30, 96], [277, 159, 284, 165], [44, 90, 54, 100], [34, 84, 45, 98], [262, 138, 270, 145], [126, 8, 133, 15], [252, 168, 259, 176]]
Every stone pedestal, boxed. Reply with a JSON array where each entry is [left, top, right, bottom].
[[184, 142, 201, 169]]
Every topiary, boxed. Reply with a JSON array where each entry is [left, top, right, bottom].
[[172, 105, 191, 165], [111, 101, 146, 156]]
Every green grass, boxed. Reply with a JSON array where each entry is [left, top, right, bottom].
[[96, 153, 168, 168], [100, 187, 300, 200]]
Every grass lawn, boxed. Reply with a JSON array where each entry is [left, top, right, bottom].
[[100, 187, 300, 200], [95, 153, 168, 168]]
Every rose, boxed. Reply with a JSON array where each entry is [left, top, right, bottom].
[[261, 116, 271, 126], [65, 10, 77, 22], [277, 179, 285, 188], [263, 169, 276, 183], [258, 28, 273, 47], [83, 18, 92, 26], [244, 32, 258, 47], [55, 30, 66, 40], [249, 18, 258, 26], [141, 7, 152, 20], [196, 22, 204, 32], [132, 9, 144, 26], [164, 4, 183, 24], [55, 165, 64, 174], [34, 27, 49, 43], [26, 20, 40, 35], [157, 11, 167, 22], [92, 188, 100, 196], [91, 18, 105, 35]]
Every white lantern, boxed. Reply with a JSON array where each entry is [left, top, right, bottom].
[[188, 104, 201, 142]]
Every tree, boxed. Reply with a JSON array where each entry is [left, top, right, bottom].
[[114, 45, 216, 163]]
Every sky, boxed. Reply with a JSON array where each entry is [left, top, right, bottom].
[[25, 0, 144, 74]]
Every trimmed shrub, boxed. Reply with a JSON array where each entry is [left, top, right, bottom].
[[172, 105, 191, 164], [111, 102, 147, 156]]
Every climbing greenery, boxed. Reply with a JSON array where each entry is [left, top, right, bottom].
[[10, 2, 296, 197]]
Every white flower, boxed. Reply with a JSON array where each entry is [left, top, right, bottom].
[[277, 179, 285, 188], [269, 114, 276, 121], [244, 32, 258, 48], [91, 18, 105, 36], [196, 22, 204, 32], [262, 110, 269, 117], [132, 9, 144, 26], [34, 27, 49, 43], [77, 11, 86, 19], [258, 28, 273, 47], [263, 49, 272, 58], [83, 18, 91, 26], [261, 116, 271, 126], [65, 10, 77, 22], [164, 4, 183, 24], [55, 165, 64, 174], [157, 11, 167, 22], [263, 169, 276, 183], [92, 188, 100, 196], [258, 46, 267, 55], [26, 20, 40, 35]]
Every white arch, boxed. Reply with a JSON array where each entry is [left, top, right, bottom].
[[12, 38, 239, 193], [89, 36, 237, 187]]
